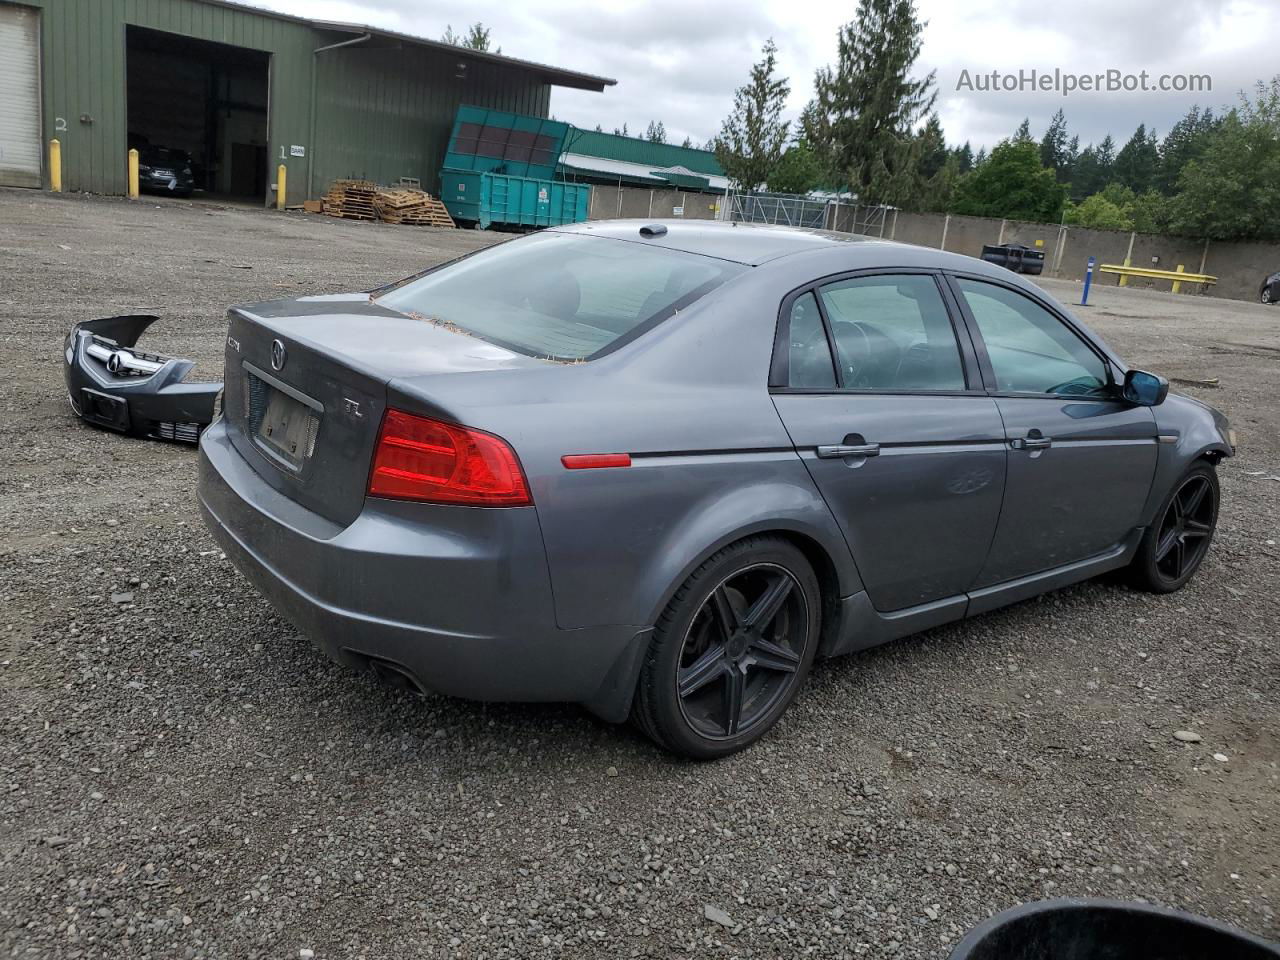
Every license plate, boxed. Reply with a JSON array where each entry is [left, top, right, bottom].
[[255, 387, 315, 465]]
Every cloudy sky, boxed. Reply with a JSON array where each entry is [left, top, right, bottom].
[[255, 0, 1276, 153]]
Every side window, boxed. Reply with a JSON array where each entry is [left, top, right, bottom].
[[955, 279, 1110, 396], [786, 292, 836, 388], [817, 274, 967, 391]]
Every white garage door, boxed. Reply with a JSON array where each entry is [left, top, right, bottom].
[[0, 4, 41, 189]]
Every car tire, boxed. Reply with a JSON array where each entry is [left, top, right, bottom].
[[1128, 463, 1219, 593], [1262, 284, 1275, 305], [631, 536, 822, 759]]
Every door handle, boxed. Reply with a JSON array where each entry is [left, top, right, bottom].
[[1010, 432, 1052, 451], [817, 442, 881, 459]]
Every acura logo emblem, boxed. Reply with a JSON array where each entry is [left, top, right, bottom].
[[106, 351, 124, 374], [270, 339, 287, 371]]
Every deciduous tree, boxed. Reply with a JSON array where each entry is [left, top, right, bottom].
[[442, 22, 499, 53], [951, 138, 1067, 221], [1168, 79, 1280, 241], [768, 139, 823, 194]]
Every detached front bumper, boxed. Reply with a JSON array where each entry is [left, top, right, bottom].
[[197, 418, 648, 719], [63, 315, 221, 443]]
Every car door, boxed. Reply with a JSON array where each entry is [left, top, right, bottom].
[[770, 270, 1007, 612], [948, 274, 1158, 587]]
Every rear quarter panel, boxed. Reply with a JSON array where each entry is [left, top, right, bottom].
[[392, 260, 864, 630]]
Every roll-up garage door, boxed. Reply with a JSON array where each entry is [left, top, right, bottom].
[[0, 4, 42, 189]]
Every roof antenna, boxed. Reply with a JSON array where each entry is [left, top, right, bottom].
[[639, 224, 667, 237]]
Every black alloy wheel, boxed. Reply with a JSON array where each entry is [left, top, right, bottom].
[[1154, 473, 1216, 584], [1130, 464, 1219, 593], [631, 536, 821, 759], [676, 563, 807, 740]]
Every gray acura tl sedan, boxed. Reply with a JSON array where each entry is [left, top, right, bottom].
[[198, 220, 1235, 758]]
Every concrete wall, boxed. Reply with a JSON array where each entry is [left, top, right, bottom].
[[587, 193, 1272, 304], [889, 210, 1274, 303], [586, 184, 722, 222]]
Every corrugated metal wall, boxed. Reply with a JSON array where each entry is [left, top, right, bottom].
[[16, 0, 553, 204], [311, 42, 551, 196], [21, 0, 314, 200]]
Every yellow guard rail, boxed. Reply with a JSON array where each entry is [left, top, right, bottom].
[[1098, 262, 1216, 294]]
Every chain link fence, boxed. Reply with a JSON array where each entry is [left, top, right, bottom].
[[722, 192, 892, 237]]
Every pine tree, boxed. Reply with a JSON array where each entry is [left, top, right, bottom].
[[917, 113, 948, 180], [1157, 106, 1218, 194], [1071, 135, 1116, 197], [807, 0, 936, 204], [1061, 134, 1079, 183], [1096, 134, 1117, 169], [1014, 118, 1033, 143], [954, 141, 974, 173], [917, 151, 961, 212], [645, 121, 668, 144], [680, 136, 693, 149], [974, 146, 988, 167], [713, 39, 791, 192], [1039, 109, 1070, 180], [1113, 124, 1159, 193]]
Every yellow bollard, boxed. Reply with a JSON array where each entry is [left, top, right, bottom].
[[276, 164, 287, 210], [49, 139, 62, 192], [127, 148, 140, 199], [1171, 264, 1185, 294], [1118, 256, 1130, 287]]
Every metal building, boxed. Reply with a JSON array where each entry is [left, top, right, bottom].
[[560, 129, 728, 194], [0, 0, 612, 204]]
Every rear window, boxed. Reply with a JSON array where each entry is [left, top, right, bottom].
[[375, 232, 744, 361]]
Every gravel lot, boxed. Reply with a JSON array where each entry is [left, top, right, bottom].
[[1, 188, 1277, 960]]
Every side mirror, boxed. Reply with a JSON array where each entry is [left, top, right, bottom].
[[1122, 369, 1169, 406]]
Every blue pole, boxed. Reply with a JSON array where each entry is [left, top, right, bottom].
[[1080, 255, 1096, 305]]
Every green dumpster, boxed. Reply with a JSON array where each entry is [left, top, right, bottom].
[[440, 105, 590, 229]]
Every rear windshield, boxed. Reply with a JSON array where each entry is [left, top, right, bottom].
[[375, 232, 744, 361]]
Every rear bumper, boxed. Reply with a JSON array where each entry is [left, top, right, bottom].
[[63, 316, 220, 443], [197, 418, 648, 718]]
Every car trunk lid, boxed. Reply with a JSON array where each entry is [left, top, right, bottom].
[[221, 294, 541, 527]]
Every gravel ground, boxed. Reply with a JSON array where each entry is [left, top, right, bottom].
[[1, 188, 1277, 960]]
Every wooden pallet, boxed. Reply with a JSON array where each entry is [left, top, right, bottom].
[[373, 187, 456, 228], [320, 180, 456, 228], [323, 179, 379, 220]]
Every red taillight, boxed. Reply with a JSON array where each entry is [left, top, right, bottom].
[[561, 453, 631, 469], [368, 409, 531, 506]]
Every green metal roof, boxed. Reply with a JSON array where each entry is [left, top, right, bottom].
[[648, 169, 711, 190], [562, 129, 723, 176]]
